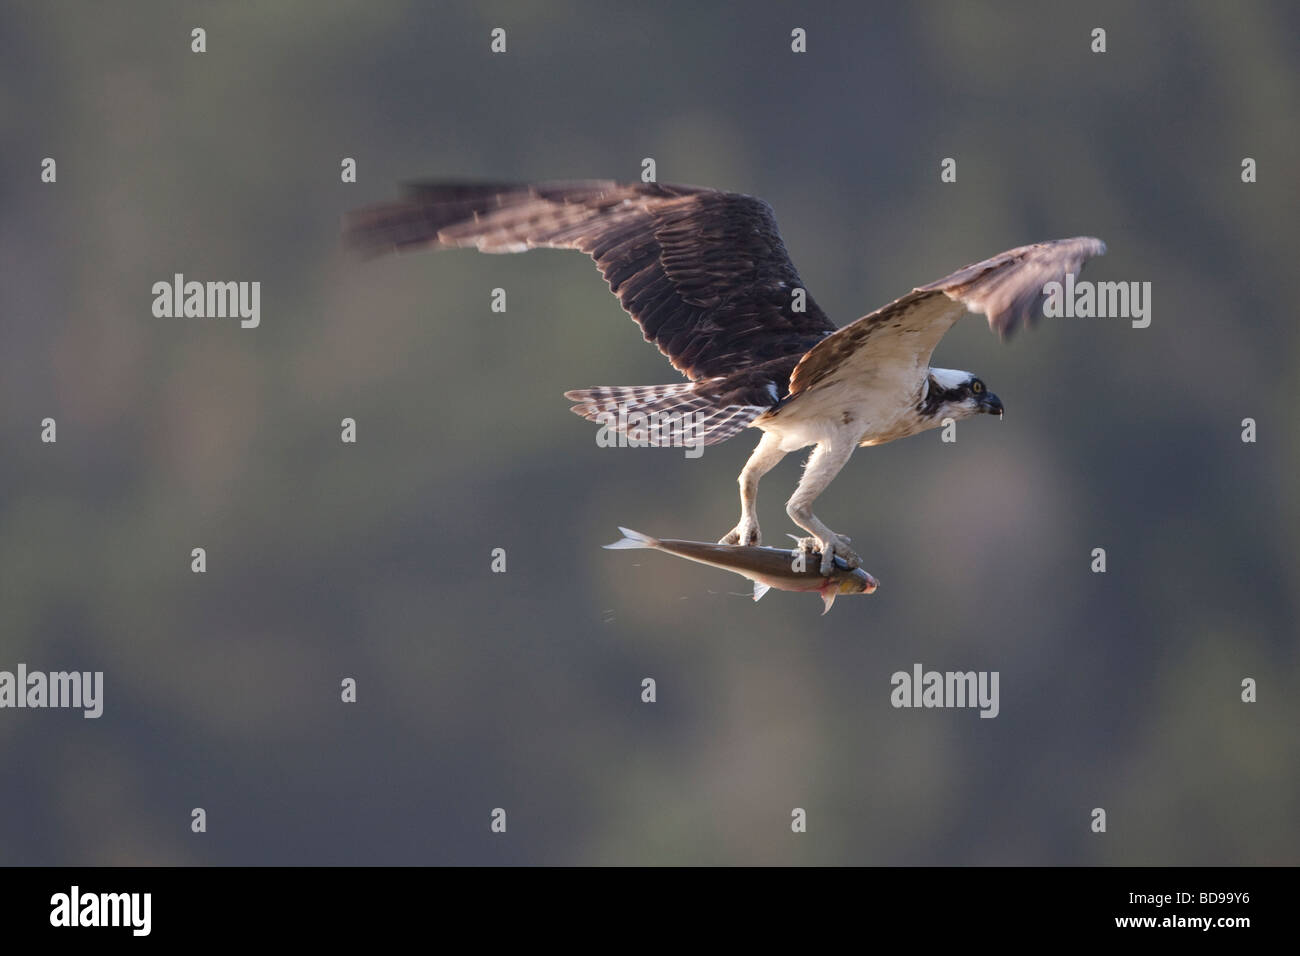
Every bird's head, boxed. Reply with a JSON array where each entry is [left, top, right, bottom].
[[922, 367, 1004, 421]]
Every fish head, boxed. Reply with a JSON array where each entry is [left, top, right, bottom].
[[828, 555, 879, 595], [842, 568, 879, 595], [818, 568, 879, 614]]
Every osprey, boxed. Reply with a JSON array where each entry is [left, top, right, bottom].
[[345, 181, 1105, 574]]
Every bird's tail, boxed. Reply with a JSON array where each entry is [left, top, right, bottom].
[[603, 527, 660, 550], [564, 383, 765, 447]]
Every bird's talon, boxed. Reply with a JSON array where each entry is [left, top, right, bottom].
[[792, 533, 860, 575], [719, 521, 760, 547]]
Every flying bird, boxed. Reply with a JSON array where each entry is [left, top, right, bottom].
[[345, 181, 1105, 574]]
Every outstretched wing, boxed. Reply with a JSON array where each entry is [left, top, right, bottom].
[[787, 237, 1107, 398], [344, 181, 837, 390]]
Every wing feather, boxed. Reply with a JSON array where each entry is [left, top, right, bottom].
[[344, 181, 836, 392], [787, 237, 1106, 398]]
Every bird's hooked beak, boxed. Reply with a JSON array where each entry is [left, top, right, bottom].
[[979, 392, 1004, 419]]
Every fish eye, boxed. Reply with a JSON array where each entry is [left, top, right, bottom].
[[971, 380, 984, 394]]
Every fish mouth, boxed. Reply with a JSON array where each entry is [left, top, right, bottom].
[[843, 570, 879, 595]]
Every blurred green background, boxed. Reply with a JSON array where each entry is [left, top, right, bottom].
[[1, 0, 1296, 865]]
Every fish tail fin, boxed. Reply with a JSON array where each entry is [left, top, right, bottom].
[[603, 527, 659, 550]]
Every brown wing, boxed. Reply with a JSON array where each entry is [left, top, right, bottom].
[[344, 181, 837, 395], [787, 237, 1107, 398]]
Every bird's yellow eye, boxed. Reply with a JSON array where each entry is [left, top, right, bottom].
[[971, 381, 984, 394]]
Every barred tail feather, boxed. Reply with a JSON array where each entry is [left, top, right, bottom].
[[563, 383, 766, 447]]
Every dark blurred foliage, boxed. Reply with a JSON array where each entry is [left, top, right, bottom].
[[0, 1, 1296, 864]]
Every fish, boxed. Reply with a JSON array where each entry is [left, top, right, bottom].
[[603, 527, 879, 614]]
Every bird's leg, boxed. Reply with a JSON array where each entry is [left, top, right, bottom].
[[786, 440, 860, 575], [719, 431, 787, 546]]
